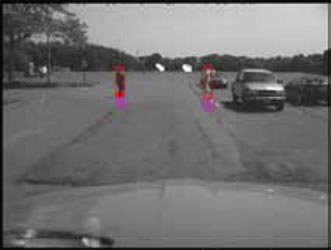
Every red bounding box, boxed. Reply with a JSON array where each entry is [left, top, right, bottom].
[[114, 65, 126, 98]]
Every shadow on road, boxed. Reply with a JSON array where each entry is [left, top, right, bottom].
[[286, 100, 329, 107], [221, 101, 278, 113]]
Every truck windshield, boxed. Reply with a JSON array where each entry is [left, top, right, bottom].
[[243, 72, 275, 82]]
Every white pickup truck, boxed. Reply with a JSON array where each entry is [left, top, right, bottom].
[[231, 69, 286, 111]]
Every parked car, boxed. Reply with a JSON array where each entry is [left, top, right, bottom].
[[231, 69, 286, 111], [285, 76, 330, 106], [213, 72, 228, 89]]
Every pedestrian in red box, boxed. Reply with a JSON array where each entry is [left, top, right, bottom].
[[201, 63, 215, 100], [114, 65, 126, 98]]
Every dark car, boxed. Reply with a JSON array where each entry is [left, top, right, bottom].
[[285, 76, 330, 106], [213, 72, 228, 89]]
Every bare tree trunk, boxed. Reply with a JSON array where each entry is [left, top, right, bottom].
[[8, 35, 15, 83], [83, 71, 86, 84], [47, 34, 51, 85], [81, 46, 87, 84]]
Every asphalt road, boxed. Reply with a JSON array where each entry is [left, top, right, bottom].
[[3, 72, 328, 215]]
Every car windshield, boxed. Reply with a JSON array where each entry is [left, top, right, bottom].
[[243, 72, 275, 82], [3, 3, 328, 248]]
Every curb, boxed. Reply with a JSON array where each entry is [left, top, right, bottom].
[[3, 82, 99, 90]]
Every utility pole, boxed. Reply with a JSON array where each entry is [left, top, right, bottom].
[[47, 32, 51, 85], [81, 45, 88, 84], [45, 5, 52, 85]]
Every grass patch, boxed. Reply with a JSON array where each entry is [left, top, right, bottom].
[[3, 81, 98, 89]]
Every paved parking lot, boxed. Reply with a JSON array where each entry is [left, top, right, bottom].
[[3, 72, 328, 216]]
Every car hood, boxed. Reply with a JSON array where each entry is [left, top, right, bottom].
[[245, 82, 284, 91], [4, 179, 328, 247]]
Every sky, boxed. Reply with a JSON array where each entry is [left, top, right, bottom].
[[68, 4, 328, 58]]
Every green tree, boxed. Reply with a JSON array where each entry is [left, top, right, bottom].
[[31, 4, 87, 84], [144, 53, 162, 70], [3, 4, 87, 83], [3, 4, 45, 82]]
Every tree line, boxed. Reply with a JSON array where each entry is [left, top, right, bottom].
[[3, 3, 330, 80], [6, 42, 329, 75], [3, 3, 87, 83]]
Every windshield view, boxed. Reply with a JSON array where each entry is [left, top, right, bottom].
[[243, 72, 276, 82], [3, 2, 329, 248]]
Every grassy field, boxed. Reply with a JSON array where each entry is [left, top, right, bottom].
[[4, 70, 327, 84], [3, 71, 100, 89]]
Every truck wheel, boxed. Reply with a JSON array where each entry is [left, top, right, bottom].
[[296, 93, 303, 105], [232, 94, 238, 104], [275, 102, 284, 111], [240, 100, 249, 111], [306, 91, 313, 106]]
